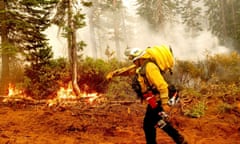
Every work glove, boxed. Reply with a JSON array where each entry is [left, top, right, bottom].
[[168, 96, 180, 106], [167, 85, 180, 106]]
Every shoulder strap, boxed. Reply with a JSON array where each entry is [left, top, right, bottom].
[[139, 60, 167, 94], [138, 61, 154, 91], [139, 60, 163, 76]]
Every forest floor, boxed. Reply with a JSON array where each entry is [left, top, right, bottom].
[[0, 96, 240, 144]]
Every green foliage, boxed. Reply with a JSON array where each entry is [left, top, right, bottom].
[[104, 59, 136, 100], [174, 52, 240, 88], [180, 0, 203, 35], [24, 58, 70, 99], [20, 0, 58, 5], [77, 40, 87, 52], [217, 103, 234, 114], [77, 57, 134, 100], [81, 1, 92, 7], [174, 52, 240, 118], [0, 0, 57, 94], [74, 11, 86, 29], [218, 83, 240, 104], [12, 0, 57, 57], [175, 60, 201, 79], [184, 101, 207, 118], [181, 88, 202, 99], [206, 52, 240, 84], [21, 56, 132, 100], [136, 0, 174, 31], [78, 57, 112, 93], [106, 76, 135, 101], [52, 0, 88, 35], [204, 0, 240, 51], [173, 60, 202, 88]]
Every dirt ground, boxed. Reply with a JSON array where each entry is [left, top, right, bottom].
[[0, 98, 239, 144]]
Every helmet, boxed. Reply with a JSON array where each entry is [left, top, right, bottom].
[[125, 47, 145, 61]]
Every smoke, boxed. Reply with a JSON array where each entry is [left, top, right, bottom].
[[46, 21, 230, 61], [44, 25, 67, 58], [122, 0, 231, 61], [127, 18, 230, 61], [46, 1, 231, 61]]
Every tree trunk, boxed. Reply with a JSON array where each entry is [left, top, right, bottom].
[[67, 0, 73, 64], [68, 0, 81, 96], [230, 0, 236, 37], [71, 25, 81, 96], [113, 0, 121, 59], [0, 0, 9, 95], [220, 0, 227, 38], [121, 5, 128, 48], [88, 2, 97, 58]]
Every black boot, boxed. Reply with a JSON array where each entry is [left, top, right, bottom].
[[162, 123, 187, 144]]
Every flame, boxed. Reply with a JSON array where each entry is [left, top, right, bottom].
[[2, 83, 28, 103], [2, 83, 100, 106], [81, 92, 99, 103], [47, 82, 100, 106], [8, 83, 22, 97], [57, 83, 76, 99]]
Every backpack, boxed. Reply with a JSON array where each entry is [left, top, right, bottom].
[[131, 62, 159, 100], [132, 71, 179, 101], [145, 45, 174, 74], [131, 74, 143, 100], [131, 45, 176, 99]]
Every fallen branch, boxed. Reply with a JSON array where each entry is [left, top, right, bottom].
[[108, 100, 139, 105]]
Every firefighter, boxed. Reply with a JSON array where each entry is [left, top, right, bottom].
[[106, 45, 187, 144]]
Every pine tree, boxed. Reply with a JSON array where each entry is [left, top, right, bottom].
[[97, 0, 126, 59], [52, 0, 91, 96], [0, 0, 58, 96], [136, 0, 175, 32], [18, 0, 57, 66], [204, 0, 240, 51], [0, 0, 9, 95], [180, 0, 203, 36]]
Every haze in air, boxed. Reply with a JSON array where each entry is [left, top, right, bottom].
[[46, 0, 230, 61]]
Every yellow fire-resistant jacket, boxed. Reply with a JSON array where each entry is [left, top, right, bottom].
[[106, 45, 174, 105], [140, 62, 169, 104]]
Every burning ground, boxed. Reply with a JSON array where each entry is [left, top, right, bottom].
[[0, 84, 240, 144]]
